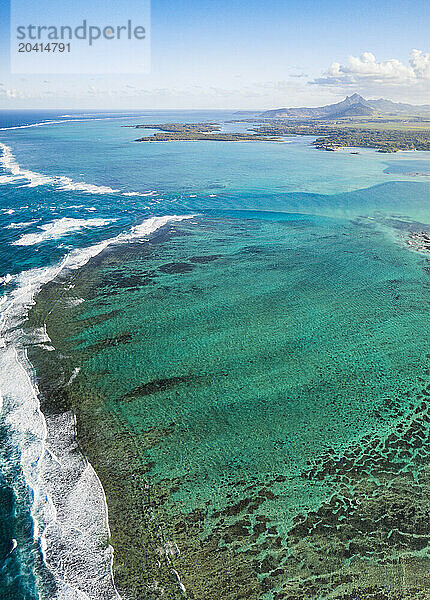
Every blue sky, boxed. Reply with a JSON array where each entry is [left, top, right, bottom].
[[0, 0, 429, 108]]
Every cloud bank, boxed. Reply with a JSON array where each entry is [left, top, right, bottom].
[[311, 50, 430, 90]]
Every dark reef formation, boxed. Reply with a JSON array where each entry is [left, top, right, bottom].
[[25, 219, 430, 600]]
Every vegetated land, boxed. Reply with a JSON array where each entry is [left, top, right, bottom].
[[125, 118, 430, 152], [125, 122, 283, 143], [258, 122, 430, 152], [125, 122, 220, 132], [224, 116, 430, 152], [313, 129, 430, 152]]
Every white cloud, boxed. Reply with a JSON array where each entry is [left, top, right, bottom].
[[311, 50, 430, 88], [409, 49, 430, 79], [0, 88, 26, 99]]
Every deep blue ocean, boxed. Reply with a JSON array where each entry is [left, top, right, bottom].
[[0, 109, 430, 599]]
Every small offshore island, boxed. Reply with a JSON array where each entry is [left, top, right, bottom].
[[127, 95, 430, 152], [124, 122, 284, 142]]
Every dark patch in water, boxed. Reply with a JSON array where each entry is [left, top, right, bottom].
[[275, 219, 312, 228], [240, 245, 266, 255], [267, 381, 430, 599], [188, 255, 221, 264], [77, 309, 120, 327], [103, 273, 155, 289], [158, 262, 194, 274], [207, 183, 226, 189], [122, 375, 197, 400], [86, 332, 133, 352], [142, 422, 176, 449]]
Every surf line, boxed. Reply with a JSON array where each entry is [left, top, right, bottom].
[[0, 142, 149, 196], [0, 215, 194, 599]]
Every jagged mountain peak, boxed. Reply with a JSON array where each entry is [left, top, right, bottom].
[[346, 93, 366, 103], [261, 94, 430, 119]]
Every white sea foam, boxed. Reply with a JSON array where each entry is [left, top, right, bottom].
[[0, 142, 160, 198], [123, 190, 158, 197], [27, 325, 52, 346], [0, 119, 86, 131], [12, 217, 115, 246], [0, 142, 120, 194], [54, 177, 120, 195], [0, 142, 59, 188], [0, 214, 193, 600], [0, 274, 13, 285], [66, 367, 81, 386], [6, 220, 38, 229], [0, 116, 131, 132], [67, 297, 85, 307]]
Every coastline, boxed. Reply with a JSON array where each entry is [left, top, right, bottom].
[[0, 216, 193, 600], [25, 227, 193, 600], [0, 289, 119, 600]]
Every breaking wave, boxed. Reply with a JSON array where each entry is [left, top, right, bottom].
[[5, 220, 38, 229], [12, 217, 115, 246], [0, 115, 136, 132], [0, 142, 151, 196], [0, 215, 194, 600]]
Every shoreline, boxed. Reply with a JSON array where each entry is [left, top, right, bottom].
[[25, 227, 193, 600], [1, 290, 119, 600], [0, 254, 121, 600], [0, 216, 193, 600]]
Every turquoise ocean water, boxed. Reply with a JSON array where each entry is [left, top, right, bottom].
[[0, 110, 430, 599]]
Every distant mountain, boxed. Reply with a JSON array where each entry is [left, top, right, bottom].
[[366, 98, 430, 114], [331, 105, 373, 117], [260, 94, 430, 119], [232, 110, 260, 115], [261, 94, 374, 119]]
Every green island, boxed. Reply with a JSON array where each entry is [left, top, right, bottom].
[[125, 118, 430, 152], [125, 122, 283, 143], [248, 120, 430, 152], [125, 96, 430, 152], [232, 94, 430, 152]]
